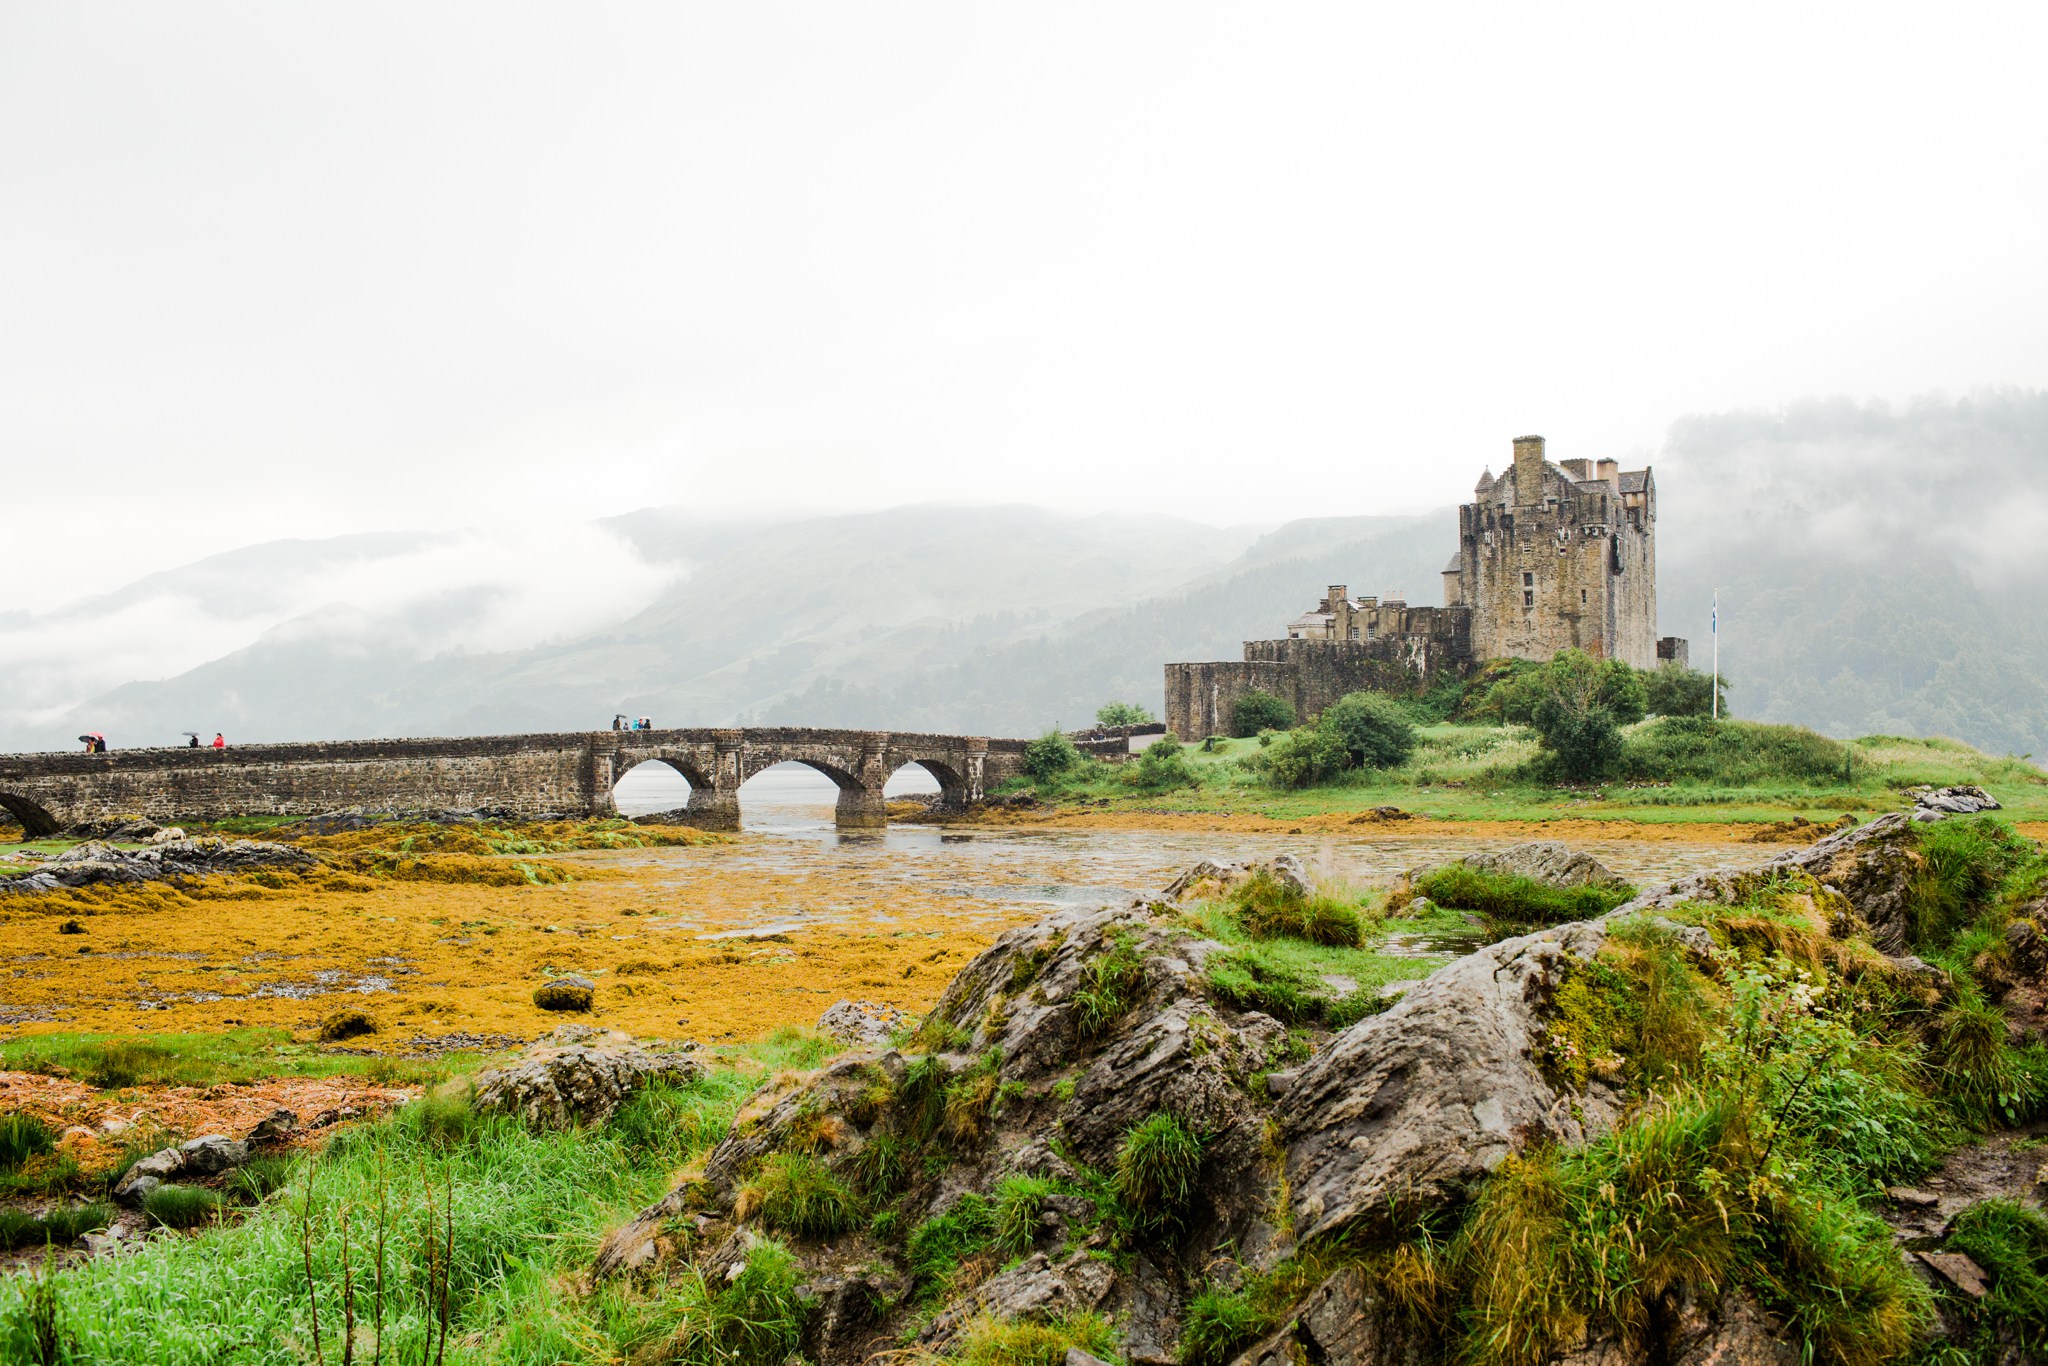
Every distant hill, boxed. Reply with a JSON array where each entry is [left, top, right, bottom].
[[7, 391, 2047, 758]]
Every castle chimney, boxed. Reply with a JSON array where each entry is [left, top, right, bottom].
[[1512, 435, 1545, 504], [1326, 584, 1348, 610], [1596, 458, 1619, 488]]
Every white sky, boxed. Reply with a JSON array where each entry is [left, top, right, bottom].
[[4, 1, 2045, 604]]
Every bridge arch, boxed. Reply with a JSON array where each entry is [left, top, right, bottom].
[[610, 755, 710, 817], [0, 791, 61, 839], [889, 757, 966, 808]]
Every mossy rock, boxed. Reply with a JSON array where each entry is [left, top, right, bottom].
[[534, 979, 595, 1012], [317, 1007, 380, 1041]]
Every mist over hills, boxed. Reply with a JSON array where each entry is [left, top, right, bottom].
[[5, 391, 2047, 759]]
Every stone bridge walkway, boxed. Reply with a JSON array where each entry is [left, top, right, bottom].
[[0, 728, 1037, 835]]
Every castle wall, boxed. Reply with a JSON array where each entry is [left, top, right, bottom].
[[1163, 661, 1298, 741]]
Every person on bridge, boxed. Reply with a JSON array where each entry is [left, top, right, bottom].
[[212, 733, 226, 749]]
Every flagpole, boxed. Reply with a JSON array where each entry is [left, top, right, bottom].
[[1711, 591, 1719, 721]]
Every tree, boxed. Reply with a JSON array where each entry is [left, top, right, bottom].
[[1231, 690, 1296, 738], [1525, 650, 1642, 781], [1645, 664, 1729, 719], [1095, 701, 1157, 728], [1023, 730, 1080, 782], [1126, 733, 1200, 791], [1318, 692, 1417, 769]]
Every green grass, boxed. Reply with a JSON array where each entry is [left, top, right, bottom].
[[142, 1184, 227, 1230], [994, 724, 2048, 825], [1108, 1113, 1205, 1244], [944, 1310, 1121, 1366], [0, 1114, 55, 1172], [1182, 900, 1450, 1025], [0, 1028, 475, 1090], [1072, 931, 1147, 1043], [1410, 865, 1636, 929], [908, 1192, 1001, 1293], [1941, 1199, 2048, 1362], [1227, 870, 1369, 947], [736, 1152, 862, 1238], [0, 1030, 835, 1363], [0, 1203, 115, 1252]]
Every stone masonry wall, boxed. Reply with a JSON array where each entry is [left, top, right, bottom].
[[0, 728, 1032, 835]]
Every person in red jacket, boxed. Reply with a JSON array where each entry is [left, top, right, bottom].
[[211, 733, 226, 749]]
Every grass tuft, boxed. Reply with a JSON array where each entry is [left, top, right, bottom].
[[734, 1152, 861, 1239], [1109, 1113, 1206, 1243], [0, 1115, 55, 1173], [141, 1184, 226, 1230]]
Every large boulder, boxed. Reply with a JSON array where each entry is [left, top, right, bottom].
[[1453, 840, 1626, 889], [1, 836, 317, 897], [472, 1026, 702, 1128], [1276, 919, 1620, 1244]]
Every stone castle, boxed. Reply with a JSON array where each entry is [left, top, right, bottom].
[[1164, 435, 1688, 739]]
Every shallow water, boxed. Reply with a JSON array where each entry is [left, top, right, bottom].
[[606, 762, 1744, 939]]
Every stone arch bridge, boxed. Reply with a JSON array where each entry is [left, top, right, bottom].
[[0, 729, 1037, 837]]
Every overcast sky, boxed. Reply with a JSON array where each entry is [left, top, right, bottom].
[[5, 1, 2046, 605]]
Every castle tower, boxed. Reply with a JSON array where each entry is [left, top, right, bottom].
[[1459, 434, 1659, 669]]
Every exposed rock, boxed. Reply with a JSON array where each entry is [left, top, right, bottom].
[[0, 836, 316, 898], [247, 1108, 298, 1143], [533, 977, 595, 1012], [1162, 853, 1313, 903], [1228, 1266, 1421, 1366], [178, 1135, 249, 1176], [471, 1026, 702, 1128], [113, 1148, 185, 1206], [1454, 840, 1626, 889], [1618, 814, 1921, 953], [1666, 1290, 1797, 1366], [817, 999, 914, 1048], [1911, 785, 2001, 819], [1279, 919, 1620, 1244]]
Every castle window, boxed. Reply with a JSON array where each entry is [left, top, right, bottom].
[[1522, 572, 1534, 587], [1523, 590, 1534, 609], [1581, 589, 1588, 605], [1349, 627, 1360, 640]]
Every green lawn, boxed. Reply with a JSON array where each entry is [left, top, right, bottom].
[[1012, 726, 2048, 825]]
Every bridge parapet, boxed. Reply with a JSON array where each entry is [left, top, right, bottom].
[[0, 727, 1029, 836]]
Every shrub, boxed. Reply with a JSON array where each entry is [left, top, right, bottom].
[[143, 1184, 225, 1229], [1023, 731, 1082, 782], [1532, 695, 1625, 782], [1231, 690, 1295, 737], [736, 1153, 861, 1239], [1623, 716, 1852, 786], [0, 1115, 54, 1173], [1110, 1113, 1206, 1242], [1318, 691, 1417, 769], [1126, 734, 1200, 792], [1095, 702, 1155, 727], [1644, 663, 1726, 718], [1256, 726, 1349, 789], [1228, 870, 1367, 947]]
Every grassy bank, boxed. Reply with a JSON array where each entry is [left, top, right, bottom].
[[0, 1028, 835, 1363], [997, 726, 2048, 825]]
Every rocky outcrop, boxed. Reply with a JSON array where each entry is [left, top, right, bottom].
[[111, 1134, 251, 1206], [817, 999, 914, 1048], [1910, 785, 2001, 821], [471, 1025, 701, 1128], [1277, 919, 1620, 1244], [0, 836, 316, 897], [1452, 840, 1626, 889], [1229, 1266, 1423, 1366], [1619, 814, 1920, 952]]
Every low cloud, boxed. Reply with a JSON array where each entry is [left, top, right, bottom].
[[0, 523, 680, 733]]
